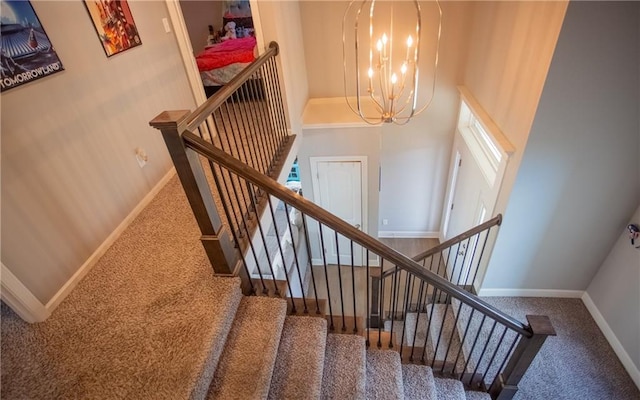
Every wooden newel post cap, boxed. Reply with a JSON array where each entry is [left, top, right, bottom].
[[526, 315, 556, 336], [149, 110, 191, 130]]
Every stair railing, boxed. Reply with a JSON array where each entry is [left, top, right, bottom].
[[150, 41, 555, 399], [150, 42, 294, 283], [181, 131, 554, 399]]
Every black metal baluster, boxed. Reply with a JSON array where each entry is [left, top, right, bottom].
[[350, 241, 357, 333], [441, 296, 466, 374], [301, 213, 320, 314], [267, 197, 295, 309], [399, 272, 413, 357], [377, 258, 385, 348], [260, 62, 281, 153], [469, 321, 498, 386], [284, 203, 308, 314], [454, 237, 473, 285], [366, 249, 370, 346], [488, 333, 520, 393], [240, 82, 268, 174], [229, 91, 259, 171], [389, 266, 400, 349], [266, 57, 289, 144], [468, 228, 493, 291], [334, 232, 346, 332], [462, 315, 488, 379], [431, 293, 451, 368], [453, 307, 477, 375], [421, 285, 440, 364], [220, 102, 251, 223], [247, 184, 280, 296], [481, 325, 509, 385], [318, 222, 334, 331], [459, 234, 481, 288], [409, 280, 426, 361]]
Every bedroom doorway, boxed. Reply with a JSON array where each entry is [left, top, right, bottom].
[[164, 0, 265, 106]]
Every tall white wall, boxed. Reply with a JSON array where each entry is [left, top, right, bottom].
[[256, 1, 308, 135], [484, 1, 640, 290], [586, 204, 640, 385], [1, 1, 195, 304]]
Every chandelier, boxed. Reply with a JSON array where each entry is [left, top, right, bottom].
[[342, 0, 442, 125]]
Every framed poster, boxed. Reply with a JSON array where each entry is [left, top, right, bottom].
[[84, 0, 141, 57], [0, 0, 64, 92]]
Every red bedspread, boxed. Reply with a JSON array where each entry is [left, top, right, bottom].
[[196, 37, 257, 71]]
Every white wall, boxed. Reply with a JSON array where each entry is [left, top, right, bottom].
[[484, 1, 640, 290], [297, 126, 382, 240], [1, 1, 195, 304], [585, 204, 640, 385], [256, 1, 308, 135]]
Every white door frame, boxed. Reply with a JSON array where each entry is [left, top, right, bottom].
[[310, 156, 368, 265], [164, 0, 266, 107]]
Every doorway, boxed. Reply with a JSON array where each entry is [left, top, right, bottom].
[[310, 156, 367, 266]]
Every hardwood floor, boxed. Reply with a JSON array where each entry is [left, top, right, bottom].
[[378, 237, 439, 259]]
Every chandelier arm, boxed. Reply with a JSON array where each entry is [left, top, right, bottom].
[[413, 0, 442, 116], [343, 0, 363, 116]]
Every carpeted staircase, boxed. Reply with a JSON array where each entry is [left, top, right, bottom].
[[202, 280, 491, 400]]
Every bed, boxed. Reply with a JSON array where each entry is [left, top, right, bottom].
[[195, 8, 259, 98]]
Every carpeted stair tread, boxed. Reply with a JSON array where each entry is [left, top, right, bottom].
[[268, 316, 328, 400], [434, 377, 466, 400], [465, 390, 492, 400], [207, 296, 287, 400], [321, 334, 366, 400], [365, 350, 405, 400], [401, 364, 437, 400]]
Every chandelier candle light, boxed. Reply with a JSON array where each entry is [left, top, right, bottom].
[[343, 0, 442, 125]]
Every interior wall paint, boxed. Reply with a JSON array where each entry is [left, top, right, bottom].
[[484, 1, 640, 290], [585, 204, 640, 387], [297, 127, 382, 240], [462, 1, 567, 220], [256, 1, 308, 135], [299, 1, 474, 234], [178, 0, 224, 55], [1, 1, 196, 304]]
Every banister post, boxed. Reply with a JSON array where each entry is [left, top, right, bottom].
[[150, 110, 237, 275], [491, 315, 556, 400]]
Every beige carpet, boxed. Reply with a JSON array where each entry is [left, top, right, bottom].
[[1, 176, 243, 400]]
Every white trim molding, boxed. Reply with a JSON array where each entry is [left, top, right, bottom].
[[1, 263, 50, 323], [378, 231, 439, 239], [582, 292, 640, 389], [478, 288, 585, 298], [45, 168, 177, 313]]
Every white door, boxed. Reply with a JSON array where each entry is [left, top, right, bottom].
[[311, 157, 366, 266], [442, 141, 489, 284]]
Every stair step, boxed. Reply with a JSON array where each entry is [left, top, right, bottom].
[[207, 296, 287, 399], [287, 297, 327, 316], [252, 279, 288, 297], [402, 364, 437, 400], [268, 316, 327, 400], [434, 377, 466, 400], [465, 390, 492, 400], [321, 334, 366, 400], [326, 315, 365, 334], [366, 350, 405, 400]]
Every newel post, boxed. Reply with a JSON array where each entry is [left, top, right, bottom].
[[150, 110, 237, 275], [491, 315, 556, 400]]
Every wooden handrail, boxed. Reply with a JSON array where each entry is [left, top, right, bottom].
[[185, 42, 280, 132], [379, 214, 502, 280], [182, 130, 532, 337]]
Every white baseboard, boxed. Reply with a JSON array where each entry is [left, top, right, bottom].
[[45, 168, 176, 313], [1, 263, 50, 323], [378, 231, 439, 239], [581, 292, 640, 389], [478, 288, 585, 298]]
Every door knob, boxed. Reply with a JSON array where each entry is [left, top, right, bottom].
[[354, 224, 361, 230]]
